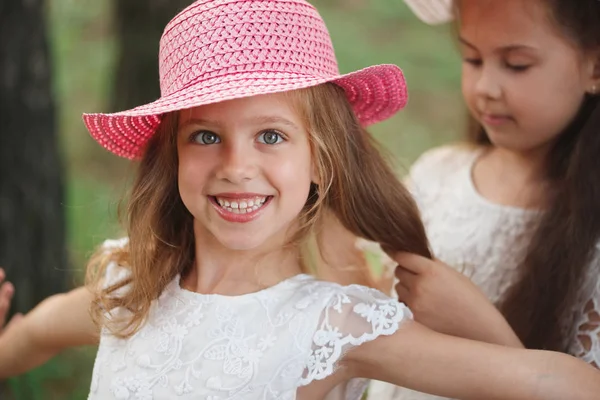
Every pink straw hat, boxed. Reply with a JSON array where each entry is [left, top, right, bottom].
[[83, 0, 409, 159]]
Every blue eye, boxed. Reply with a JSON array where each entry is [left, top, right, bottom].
[[191, 131, 220, 145], [258, 130, 284, 145]]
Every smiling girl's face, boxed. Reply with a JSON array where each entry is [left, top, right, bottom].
[[177, 92, 315, 252]]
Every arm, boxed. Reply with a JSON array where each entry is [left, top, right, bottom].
[[0, 286, 99, 378], [392, 252, 523, 348], [347, 321, 600, 400]]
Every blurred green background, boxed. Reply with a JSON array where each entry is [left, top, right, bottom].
[[7, 0, 464, 397]]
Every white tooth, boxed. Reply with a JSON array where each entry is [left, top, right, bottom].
[[252, 205, 259, 211], [248, 200, 255, 207], [233, 209, 240, 214], [224, 200, 230, 207], [240, 201, 248, 209], [231, 201, 239, 209], [217, 198, 224, 206]]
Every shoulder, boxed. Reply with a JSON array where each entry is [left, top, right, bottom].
[[319, 281, 411, 321], [298, 279, 413, 386], [409, 143, 480, 183], [293, 278, 410, 318], [100, 237, 129, 252], [96, 237, 131, 292], [404, 144, 482, 205]]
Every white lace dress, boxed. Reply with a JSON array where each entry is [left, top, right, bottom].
[[367, 145, 600, 400], [87, 243, 413, 400]]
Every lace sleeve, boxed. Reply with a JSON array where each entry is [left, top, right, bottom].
[[570, 247, 600, 368], [299, 285, 413, 387]]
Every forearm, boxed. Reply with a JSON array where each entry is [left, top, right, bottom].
[[353, 322, 600, 400], [471, 310, 524, 348], [526, 351, 600, 400], [0, 296, 64, 378], [0, 288, 98, 378], [0, 315, 58, 378]]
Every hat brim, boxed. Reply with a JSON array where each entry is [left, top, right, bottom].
[[83, 64, 407, 159], [403, 0, 454, 25]]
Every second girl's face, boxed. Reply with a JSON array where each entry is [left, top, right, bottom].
[[459, 0, 597, 153], [177, 92, 315, 252]]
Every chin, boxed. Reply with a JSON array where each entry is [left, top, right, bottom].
[[218, 238, 269, 252], [486, 132, 531, 151], [488, 137, 542, 154], [211, 229, 279, 252]]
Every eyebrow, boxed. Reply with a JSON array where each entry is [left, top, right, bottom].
[[458, 37, 537, 52], [180, 115, 300, 130], [251, 115, 300, 130]]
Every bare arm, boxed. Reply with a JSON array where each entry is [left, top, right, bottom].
[[391, 253, 524, 348], [347, 321, 600, 400], [0, 286, 99, 378]]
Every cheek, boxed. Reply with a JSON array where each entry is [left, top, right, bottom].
[[272, 148, 312, 203], [178, 152, 211, 199], [509, 76, 584, 134], [461, 68, 477, 107]]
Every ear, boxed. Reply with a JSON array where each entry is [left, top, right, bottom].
[[585, 49, 600, 95]]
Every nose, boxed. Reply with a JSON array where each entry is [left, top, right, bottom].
[[215, 141, 259, 184], [474, 65, 502, 100]]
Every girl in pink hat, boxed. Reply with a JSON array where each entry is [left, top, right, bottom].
[[0, 1, 600, 399], [370, 0, 600, 399]]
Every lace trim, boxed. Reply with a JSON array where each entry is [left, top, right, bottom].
[[299, 287, 412, 385]]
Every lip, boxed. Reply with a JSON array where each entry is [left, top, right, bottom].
[[481, 113, 513, 126], [209, 194, 273, 223], [211, 192, 267, 199]]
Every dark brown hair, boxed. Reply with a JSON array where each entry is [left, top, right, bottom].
[[464, 0, 600, 351]]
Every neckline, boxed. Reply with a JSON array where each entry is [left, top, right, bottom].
[[462, 147, 543, 217], [172, 273, 312, 300]]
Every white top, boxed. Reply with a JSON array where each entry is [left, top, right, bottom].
[[368, 145, 600, 400], [87, 240, 413, 400]]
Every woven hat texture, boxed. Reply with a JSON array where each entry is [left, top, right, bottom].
[[83, 0, 408, 159]]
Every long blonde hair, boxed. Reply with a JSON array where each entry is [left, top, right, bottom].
[[87, 83, 431, 338]]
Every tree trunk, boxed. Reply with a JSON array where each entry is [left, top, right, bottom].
[[0, 0, 68, 396], [111, 0, 194, 112]]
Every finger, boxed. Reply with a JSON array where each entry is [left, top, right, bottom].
[[0, 268, 5, 283], [394, 265, 418, 287], [391, 252, 432, 274], [0, 300, 9, 329], [0, 281, 14, 297], [0, 283, 14, 326]]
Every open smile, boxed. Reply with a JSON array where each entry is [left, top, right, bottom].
[[208, 194, 273, 223]]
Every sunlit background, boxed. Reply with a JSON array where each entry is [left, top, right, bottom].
[[4, 0, 463, 397]]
